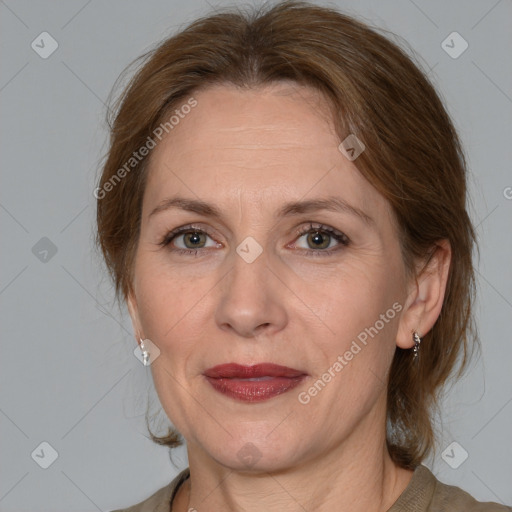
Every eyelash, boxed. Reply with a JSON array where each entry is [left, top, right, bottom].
[[158, 222, 350, 257]]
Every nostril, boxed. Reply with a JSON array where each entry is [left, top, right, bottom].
[[256, 323, 271, 333]]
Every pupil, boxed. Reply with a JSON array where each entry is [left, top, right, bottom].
[[186, 232, 203, 247], [309, 231, 328, 249]]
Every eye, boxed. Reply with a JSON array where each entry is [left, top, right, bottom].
[[159, 225, 219, 254], [159, 222, 349, 257], [292, 223, 349, 256]]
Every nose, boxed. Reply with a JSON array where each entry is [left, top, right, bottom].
[[214, 245, 288, 339]]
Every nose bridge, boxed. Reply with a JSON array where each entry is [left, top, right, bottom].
[[214, 234, 288, 337], [228, 237, 272, 294], [228, 235, 272, 300]]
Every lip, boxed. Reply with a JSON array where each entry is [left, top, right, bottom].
[[204, 363, 306, 379], [203, 363, 307, 402]]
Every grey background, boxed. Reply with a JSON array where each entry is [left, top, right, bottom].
[[0, 0, 511, 510]]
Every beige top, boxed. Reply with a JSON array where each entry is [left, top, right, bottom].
[[111, 464, 511, 512]]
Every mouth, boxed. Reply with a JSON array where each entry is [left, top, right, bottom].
[[203, 363, 308, 402]]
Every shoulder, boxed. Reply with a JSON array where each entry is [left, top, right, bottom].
[[429, 469, 511, 512], [109, 468, 190, 512], [391, 464, 511, 512], [394, 464, 512, 512]]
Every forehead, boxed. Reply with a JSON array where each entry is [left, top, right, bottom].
[[143, 83, 390, 223]]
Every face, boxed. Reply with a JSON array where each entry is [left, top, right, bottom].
[[128, 82, 412, 472]]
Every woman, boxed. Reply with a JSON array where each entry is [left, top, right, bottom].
[[96, 2, 510, 511]]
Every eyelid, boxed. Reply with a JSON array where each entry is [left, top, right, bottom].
[[159, 221, 350, 255], [288, 222, 350, 255], [293, 222, 349, 243], [159, 223, 219, 247]]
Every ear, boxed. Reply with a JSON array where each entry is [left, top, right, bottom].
[[126, 289, 144, 344], [396, 239, 451, 349]]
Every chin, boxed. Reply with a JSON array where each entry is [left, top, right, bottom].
[[203, 431, 305, 473]]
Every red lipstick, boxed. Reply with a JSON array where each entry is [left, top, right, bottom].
[[203, 363, 307, 402]]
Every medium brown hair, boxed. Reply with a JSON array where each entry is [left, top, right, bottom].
[[96, 1, 477, 469]]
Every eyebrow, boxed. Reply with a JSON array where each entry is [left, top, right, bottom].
[[149, 195, 374, 226]]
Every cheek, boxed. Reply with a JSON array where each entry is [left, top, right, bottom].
[[303, 264, 402, 414], [133, 257, 187, 342], [311, 258, 399, 325], [307, 262, 405, 379], [133, 256, 214, 368]]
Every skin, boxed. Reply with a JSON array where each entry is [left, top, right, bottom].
[[127, 82, 451, 512]]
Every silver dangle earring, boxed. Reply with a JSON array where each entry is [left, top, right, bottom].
[[412, 331, 422, 358], [139, 338, 150, 366]]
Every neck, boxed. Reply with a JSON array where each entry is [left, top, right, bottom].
[[173, 402, 414, 512]]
